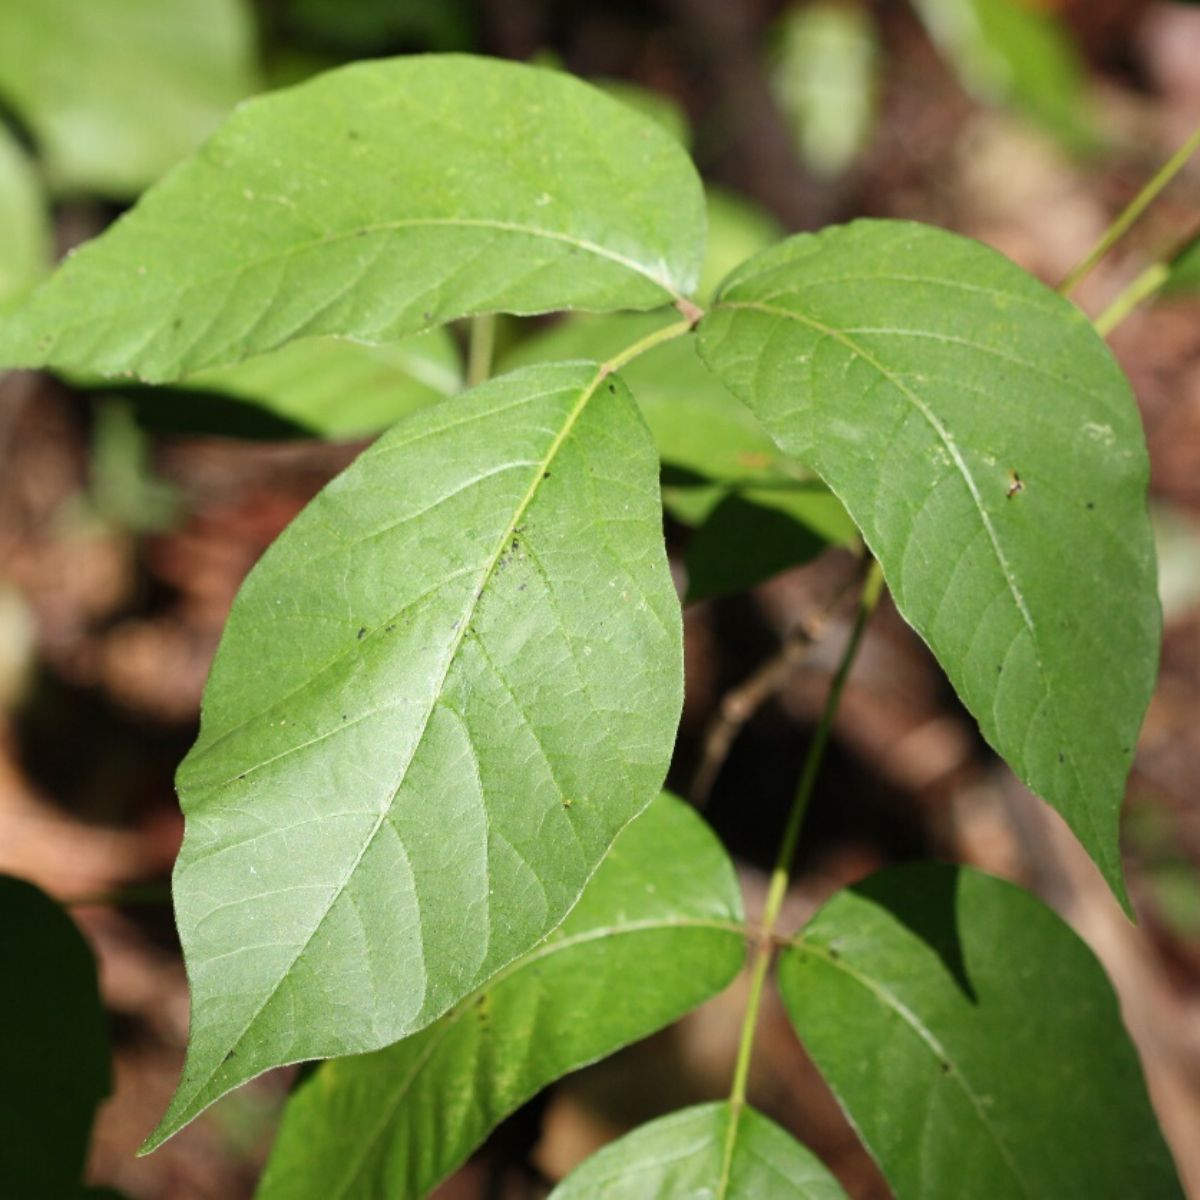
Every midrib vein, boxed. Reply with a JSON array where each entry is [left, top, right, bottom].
[[177, 366, 609, 1122], [792, 939, 1033, 1198]]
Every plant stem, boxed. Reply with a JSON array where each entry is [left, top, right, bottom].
[[603, 313, 699, 376], [466, 312, 497, 388], [1093, 262, 1172, 337], [719, 558, 885, 1183], [1058, 125, 1200, 296]]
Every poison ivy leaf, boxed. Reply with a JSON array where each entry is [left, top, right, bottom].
[[697, 220, 1159, 903], [142, 360, 683, 1150], [0, 56, 705, 382], [0, 125, 50, 306], [770, 2, 879, 179], [0, 875, 110, 1199], [549, 1101, 848, 1199], [169, 329, 462, 439], [0, 0, 258, 197], [912, 0, 1095, 152], [779, 864, 1183, 1199], [257, 794, 746, 1200]]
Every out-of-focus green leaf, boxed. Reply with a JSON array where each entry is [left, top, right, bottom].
[[257, 794, 746, 1200], [700, 187, 784, 303], [0, 56, 705, 381], [142, 360, 683, 1149], [549, 1102, 848, 1199], [284, 0, 476, 54], [770, 2, 879, 179], [0, 124, 50, 305], [912, 0, 1096, 151], [685, 484, 859, 602], [174, 329, 462, 439], [599, 80, 691, 148], [779, 864, 1183, 1199], [1163, 232, 1200, 294], [698, 220, 1160, 904], [0, 875, 110, 1199], [0, 0, 259, 197]]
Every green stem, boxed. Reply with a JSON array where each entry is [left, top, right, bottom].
[[719, 559, 885, 1186], [466, 312, 497, 388], [1093, 261, 1171, 337], [603, 313, 699, 376], [1058, 125, 1200, 296]]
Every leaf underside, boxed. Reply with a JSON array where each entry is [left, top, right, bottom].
[[257, 794, 746, 1200], [698, 219, 1160, 902], [143, 361, 683, 1149], [549, 1101, 849, 1199], [0, 55, 705, 381], [779, 864, 1183, 1199]]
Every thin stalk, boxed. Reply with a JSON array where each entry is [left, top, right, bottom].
[[1093, 262, 1171, 337], [1058, 125, 1200, 296], [718, 559, 885, 1187], [603, 314, 699, 376], [466, 312, 497, 388]]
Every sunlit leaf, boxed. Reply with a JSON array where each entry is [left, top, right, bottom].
[[0, 124, 50, 305], [698, 220, 1159, 902], [0, 56, 704, 381], [142, 360, 683, 1148], [258, 795, 746, 1200]]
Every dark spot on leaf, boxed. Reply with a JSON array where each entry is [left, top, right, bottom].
[[543, 470, 552, 479], [827, 945, 840, 961], [385, 624, 395, 633], [1086, 501, 1095, 510], [237, 773, 246, 780], [422, 311, 432, 322], [356, 627, 366, 639], [172, 318, 183, 330], [940, 1060, 952, 1074], [1005, 470, 1023, 499], [347, 129, 360, 140], [562, 797, 573, 809], [1058, 752, 1065, 764], [607, 383, 616, 394]]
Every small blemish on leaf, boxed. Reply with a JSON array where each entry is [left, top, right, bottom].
[[1006, 470, 1023, 499], [1086, 501, 1095, 510], [356, 627, 366, 639]]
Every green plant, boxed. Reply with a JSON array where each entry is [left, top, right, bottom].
[[0, 51, 1189, 1198]]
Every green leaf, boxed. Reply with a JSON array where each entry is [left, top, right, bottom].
[[697, 220, 1159, 902], [912, 0, 1096, 151], [142, 360, 683, 1150], [1163, 232, 1200, 295], [548, 1101, 848, 1199], [700, 188, 783, 305], [779, 864, 1183, 1199], [685, 485, 858, 602], [0, 875, 110, 1199], [257, 794, 746, 1200], [0, 0, 258, 197], [770, 2, 879, 179], [0, 124, 50, 305], [0, 55, 705, 382], [172, 329, 462, 439]]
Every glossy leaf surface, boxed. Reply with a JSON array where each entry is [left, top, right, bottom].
[[0, 125, 50, 305], [698, 220, 1159, 900], [0, 0, 257, 197], [0, 56, 705, 381], [0, 875, 110, 1199], [144, 360, 683, 1148], [549, 1102, 848, 1199], [257, 795, 745, 1200], [779, 864, 1182, 1199]]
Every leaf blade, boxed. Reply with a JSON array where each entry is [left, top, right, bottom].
[[548, 1102, 848, 1199], [697, 220, 1159, 901], [0, 55, 705, 381], [144, 360, 683, 1149], [256, 794, 746, 1200], [778, 864, 1183, 1199]]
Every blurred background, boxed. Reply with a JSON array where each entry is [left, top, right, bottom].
[[0, 0, 1198, 1196]]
